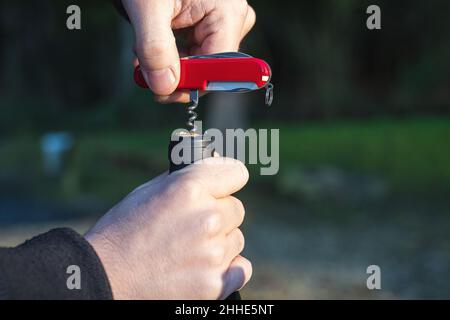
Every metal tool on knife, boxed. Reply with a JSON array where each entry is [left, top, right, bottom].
[[134, 52, 274, 133]]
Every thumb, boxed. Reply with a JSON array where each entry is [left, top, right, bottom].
[[124, 0, 180, 95], [180, 157, 249, 198]]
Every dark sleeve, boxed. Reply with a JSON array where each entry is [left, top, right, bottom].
[[0, 228, 113, 300]]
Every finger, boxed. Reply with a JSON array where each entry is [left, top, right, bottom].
[[155, 91, 208, 104], [194, 16, 241, 53], [220, 255, 252, 299], [241, 5, 256, 39], [224, 228, 245, 264], [181, 157, 249, 198], [216, 197, 245, 234], [123, 0, 180, 95], [155, 90, 191, 104], [192, 3, 250, 54]]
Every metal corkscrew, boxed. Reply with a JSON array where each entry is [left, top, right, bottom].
[[186, 90, 199, 134], [134, 52, 274, 133]]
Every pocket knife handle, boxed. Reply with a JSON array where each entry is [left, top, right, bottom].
[[134, 52, 272, 92]]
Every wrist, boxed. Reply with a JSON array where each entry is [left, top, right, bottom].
[[85, 232, 132, 300]]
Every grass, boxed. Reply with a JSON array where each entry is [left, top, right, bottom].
[[1, 116, 449, 203], [277, 116, 450, 194]]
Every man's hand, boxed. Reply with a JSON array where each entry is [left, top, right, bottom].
[[85, 157, 252, 299], [122, 0, 256, 103]]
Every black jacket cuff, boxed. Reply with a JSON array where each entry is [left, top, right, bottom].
[[0, 228, 113, 300]]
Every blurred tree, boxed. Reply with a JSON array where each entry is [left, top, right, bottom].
[[1, 0, 449, 133]]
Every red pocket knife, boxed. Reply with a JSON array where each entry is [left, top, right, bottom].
[[134, 52, 274, 106]]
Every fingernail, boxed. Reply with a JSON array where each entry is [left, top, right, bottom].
[[143, 67, 176, 95]]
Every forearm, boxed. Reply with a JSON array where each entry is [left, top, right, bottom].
[[0, 228, 112, 300]]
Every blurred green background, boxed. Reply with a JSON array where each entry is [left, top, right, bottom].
[[0, 0, 449, 299]]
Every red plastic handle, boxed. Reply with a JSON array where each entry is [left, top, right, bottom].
[[134, 56, 271, 91]]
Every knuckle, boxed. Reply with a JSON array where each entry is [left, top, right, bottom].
[[247, 5, 256, 24], [223, 0, 248, 17], [175, 176, 204, 201], [231, 197, 245, 221], [229, 160, 249, 186], [237, 0, 249, 15], [208, 245, 226, 266], [137, 38, 171, 59], [236, 229, 245, 252], [234, 0, 248, 9], [203, 213, 222, 237]]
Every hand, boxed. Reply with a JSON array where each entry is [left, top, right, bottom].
[[122, 0, 256, 103], [85, 157, 252, 299]]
